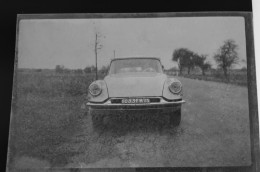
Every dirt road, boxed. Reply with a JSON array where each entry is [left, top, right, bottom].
[[63, 77, 251, 168]]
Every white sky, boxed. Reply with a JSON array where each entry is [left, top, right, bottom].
[[18, 17, 247, 70]]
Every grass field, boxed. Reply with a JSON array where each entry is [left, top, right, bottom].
[[7, 69, 250, 170], [8, 70, 102, 169]]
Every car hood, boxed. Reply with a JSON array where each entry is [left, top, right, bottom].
[[104, 73, 167, 97]]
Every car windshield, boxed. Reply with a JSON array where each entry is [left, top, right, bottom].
[[109, 58, 163, 75]]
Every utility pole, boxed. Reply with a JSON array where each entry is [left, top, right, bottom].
[[113, 50, 116, 59], [94, 32, 103, 80], [95, 33, 98, 80]]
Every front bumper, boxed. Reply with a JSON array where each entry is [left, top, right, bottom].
[[86, 98, 185, 114]]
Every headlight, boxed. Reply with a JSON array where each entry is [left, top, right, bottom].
[[89, 82, 102, 96], [169, 81, 182, 94]]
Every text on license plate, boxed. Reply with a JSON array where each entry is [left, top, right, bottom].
[[122, 98, 150, 104]]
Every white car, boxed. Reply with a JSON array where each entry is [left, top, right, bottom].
[[86, 57, 185, 128]]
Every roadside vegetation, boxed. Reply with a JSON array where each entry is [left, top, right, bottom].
[[178, 68, 247, 86], [8, 69, 107, 168], [169, 39, 247, 86]]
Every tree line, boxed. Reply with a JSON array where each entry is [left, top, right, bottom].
[[172, 48, 211, 76], [172, 39, 240, 79], [54, 39, 240, 80], [55, 65, 109, 75]]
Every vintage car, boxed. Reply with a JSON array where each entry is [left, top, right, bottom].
[[86, 57, 185, 128]]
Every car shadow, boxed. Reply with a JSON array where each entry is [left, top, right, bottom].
[[93, 114, 182, 137]]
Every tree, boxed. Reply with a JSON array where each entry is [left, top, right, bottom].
[[55, 65, 65, 73], [84, 65, 97, 74], [63, 68, 71, 74], [172, 48, 194, 75], [193, 54, 211, 75], [90, 65, 97, 73], [214, 39, 239, 79], [99, 65, 110, 75], [201, 62, 211, 75], [84, 66, 91, 73]]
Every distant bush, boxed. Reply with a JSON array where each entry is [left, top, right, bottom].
[[84, 66, 96, 74], [74, 69, 83, 74], [55, 65, 65, 73]]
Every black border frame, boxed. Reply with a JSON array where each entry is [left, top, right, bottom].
[[8, 12, 259, 172]]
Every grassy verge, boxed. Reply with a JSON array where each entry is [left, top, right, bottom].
[[8, 71, 101, 168], [179, 71, 247, 87]]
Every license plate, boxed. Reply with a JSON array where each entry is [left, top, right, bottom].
[[122, 98, 150, 104]]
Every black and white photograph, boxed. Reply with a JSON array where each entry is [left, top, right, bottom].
[[6, 13, 258, 171]]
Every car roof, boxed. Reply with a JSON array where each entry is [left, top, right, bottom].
[[111, 57, 161, 62]]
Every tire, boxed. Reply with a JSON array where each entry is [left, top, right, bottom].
[[169, 109, 181, 126]]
